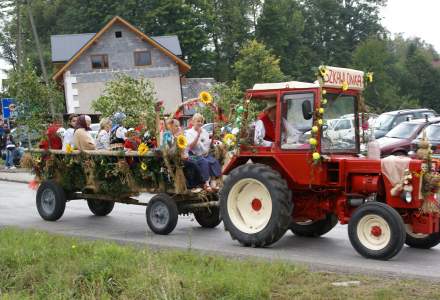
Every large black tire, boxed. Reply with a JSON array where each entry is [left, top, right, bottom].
[[87, 200, 115, 216], [219, 163, 293, 247], [146, 193, 178, 235], [290, 214, 338, 237], [194, 207, 221, 228], [405, 226, 440, 249], [36, 180, 66, 221], [348, 202, 405, 260]]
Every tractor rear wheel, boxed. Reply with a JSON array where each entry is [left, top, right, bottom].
[[348, 202, 405, 260], [405, 225, 440, 249], [290, 214, 338, 237], [219, 164, 292, 247]]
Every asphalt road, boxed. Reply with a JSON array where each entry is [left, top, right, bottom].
[[1, 180, 440, 280]]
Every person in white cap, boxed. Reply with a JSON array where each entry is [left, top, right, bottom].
[[254, 101, 276, 147]]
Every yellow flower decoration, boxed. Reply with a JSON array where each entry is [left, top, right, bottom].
[[321, 98, 327, 105], [177, 134, 188, 149], [342, 81, 349, 91], [318, 119, 323, 126], [366, 72, 374, 83], [65, 143, 73, 154], [312, 126, 319, 133], [322, 89, 327, 95], [141, 162, 148, 171], [223, 133, 236, 146], [199, 91, 213, 105], [319, 65, 328, 77], [35, 157, 42, 163], [138, 143, 149, 156], [312, 152, 321, 161], [309, 138, 317, 146], [318, 108, 325, 114]]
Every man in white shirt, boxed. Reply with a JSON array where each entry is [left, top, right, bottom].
[[254, 101, 276, 147]]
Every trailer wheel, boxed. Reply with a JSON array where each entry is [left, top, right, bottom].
[[290, 214, 338, 237], [146, 194, 178, 235], [87, 200, 115, 216], [36, 180, 66, 221], [405, 225, 440, 249], [194, 207, 221, 228], [220, 164, 292, 247], [348, 202, 405, 260]]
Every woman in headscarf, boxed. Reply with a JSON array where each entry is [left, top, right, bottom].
[[73, 115, 96, 150]]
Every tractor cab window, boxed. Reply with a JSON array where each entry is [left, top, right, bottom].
[[280, 93, 314, 150], [321, 94, 357, 152]]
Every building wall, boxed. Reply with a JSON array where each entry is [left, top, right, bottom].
[[64, 23, 182, 115]]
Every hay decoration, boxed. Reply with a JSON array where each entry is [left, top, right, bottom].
[[20, 153, 34, 169], [83, 159, 98, 191]]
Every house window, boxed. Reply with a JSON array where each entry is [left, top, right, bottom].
[[115, 31, 122, 38], [91, 54, 109, 69], [134, 51, 151, 66]]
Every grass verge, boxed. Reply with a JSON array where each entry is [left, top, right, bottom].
[[0, 227, 439, 299]]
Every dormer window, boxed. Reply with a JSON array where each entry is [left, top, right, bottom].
[[115, 31, 122, 38], [134, 51, 151, 66], [91, 54, 109, 69]]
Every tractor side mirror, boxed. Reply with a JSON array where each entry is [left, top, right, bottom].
[[302, 100, 312, 120]]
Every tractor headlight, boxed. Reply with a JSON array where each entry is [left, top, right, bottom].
[[401, 191, 412, 203]]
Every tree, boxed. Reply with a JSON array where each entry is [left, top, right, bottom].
[[6, 63, 64, 139], [91, 75, 157, 129], [234, 40, 285, 90]]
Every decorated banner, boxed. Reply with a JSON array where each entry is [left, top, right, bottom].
[[320, 66, 365, 90]]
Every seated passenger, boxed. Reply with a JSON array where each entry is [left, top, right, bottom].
[[62, 114, 78, 150], [95, 117, 112, 150], [73, 115, 96, 150], [254, 101, 276, 147], [185, 113, 222, 191], [110, 112, 128, 150]]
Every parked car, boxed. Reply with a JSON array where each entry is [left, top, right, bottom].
[[202, 123, 238, 138], [377, 117, 440, 157], [410, 123, 440, 157], [373, 109, 436, 139]]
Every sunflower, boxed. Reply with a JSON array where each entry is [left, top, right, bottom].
[[319, 65, 328, 77], [177, 134, 188, 149], [223, 133, 236, 146], [140, 162, 148, 171], [137, 143, 149, 156], [366, 72, 374, 83], [65, 143, 73, 154], [342, 81, 349, 91], [199, 91, 213, 105]]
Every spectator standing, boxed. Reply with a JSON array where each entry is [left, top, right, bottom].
[[4, 129, 16, 169]]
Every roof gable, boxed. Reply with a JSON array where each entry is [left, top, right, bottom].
[[52, 16, 190, 80]]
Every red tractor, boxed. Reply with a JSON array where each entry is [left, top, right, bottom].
[[219, 66, 440, 260]]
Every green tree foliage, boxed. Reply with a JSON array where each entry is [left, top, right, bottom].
[[91, 75, 157, 130], [6, 63, 64, 135], [234, 40, 285, 90]]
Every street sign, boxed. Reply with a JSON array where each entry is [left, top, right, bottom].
[[1, 98, 15, 119]]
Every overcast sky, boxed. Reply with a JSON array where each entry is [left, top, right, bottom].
[[0, 0, 439, 72], [381, 0, 440, 52]]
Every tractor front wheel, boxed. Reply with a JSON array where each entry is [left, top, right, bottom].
[[220, 164, 292, 247], [405, 225, 440, 249], [348, 202, 405, 260]]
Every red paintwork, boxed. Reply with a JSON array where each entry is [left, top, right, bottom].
[[223, 85, 439, 235], [252, 198, 262, 211]]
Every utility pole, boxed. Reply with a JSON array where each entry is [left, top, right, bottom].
[[25, 0, 55, 119], [15, 0, 21, 68]]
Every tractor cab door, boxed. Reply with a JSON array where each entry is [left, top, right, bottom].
[[279, 92, 314, 150]]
